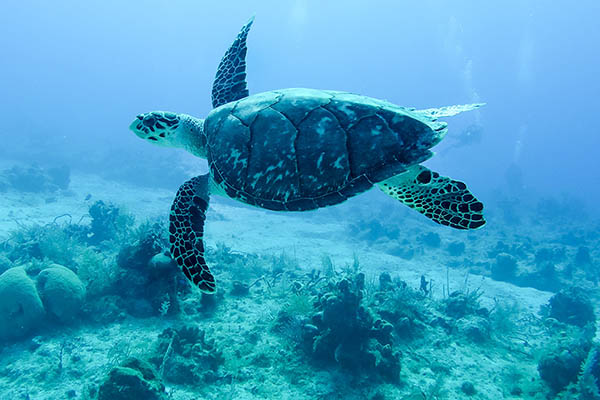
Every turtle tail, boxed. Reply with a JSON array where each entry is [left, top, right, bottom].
[[169, 174, 216, 293]]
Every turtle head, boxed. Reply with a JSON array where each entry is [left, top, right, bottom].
[[130, 111, 207, 157]]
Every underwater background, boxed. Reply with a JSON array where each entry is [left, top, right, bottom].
[[0, 1, 599, 399]]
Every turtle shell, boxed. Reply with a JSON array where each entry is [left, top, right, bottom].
[[204, 88, 443, 211]]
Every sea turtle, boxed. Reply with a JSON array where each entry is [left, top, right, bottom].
[[130, 18, 486, 293]]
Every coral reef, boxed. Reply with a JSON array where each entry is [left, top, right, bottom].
[[575, 246, 592, 267], [455, 315, 490, 343], [538, 286, 599, 397], [386, 240, 416, 260], [117, 226, 163, 271], [461, 381, 477, 396], [114, 224, 180, 317], [439, 288, 492, 343], [491, 252, 518, 282], [538, 332, 592, 394], [375, 277, 430, 339], [298, 273, 401, 383], [348, 218, 399, 243], [442, 289, 487, 320], [0, 164, 71, 193], [0, 201, 180, 333], [484, 229, 600, 292], [88, 200, 133, 244], [36, 264, 86, 323], [0, 254, 12, 274], [575, 345, 600, 399], [447, 241, 466, 257], [548, 287, 596, 328], [487, 240, 530, 261], [46, 165, 71, 190], [419, 232, 441, 248], [2, 184, 598, 399], [98, 358, 167, 400], [0, 267, 45, 341], [150, 325, 225, 385]]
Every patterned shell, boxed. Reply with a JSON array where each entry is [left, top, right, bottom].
[[204, 88, 446, 211]]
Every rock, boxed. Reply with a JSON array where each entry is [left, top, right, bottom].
[[0, 267, 45, 341], [36, 265, 86, 322], [98, 358, 167, 400]]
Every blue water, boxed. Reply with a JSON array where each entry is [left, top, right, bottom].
[[0, 2, 599, 399], [2, 1, 599, 205]]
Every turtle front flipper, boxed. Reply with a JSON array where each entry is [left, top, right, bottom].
[[377, 165, 486, 230], [211, 16, 254, 108], [169, 174, 216, 293]]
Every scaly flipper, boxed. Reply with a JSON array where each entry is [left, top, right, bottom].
[[169, 174, 215, 293], [378, 165, 486, 230], [211, 17, 254, 108]]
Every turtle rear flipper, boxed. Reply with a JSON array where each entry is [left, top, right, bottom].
[[377, 165, 486, 230], [169, 174, 216, 293]]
